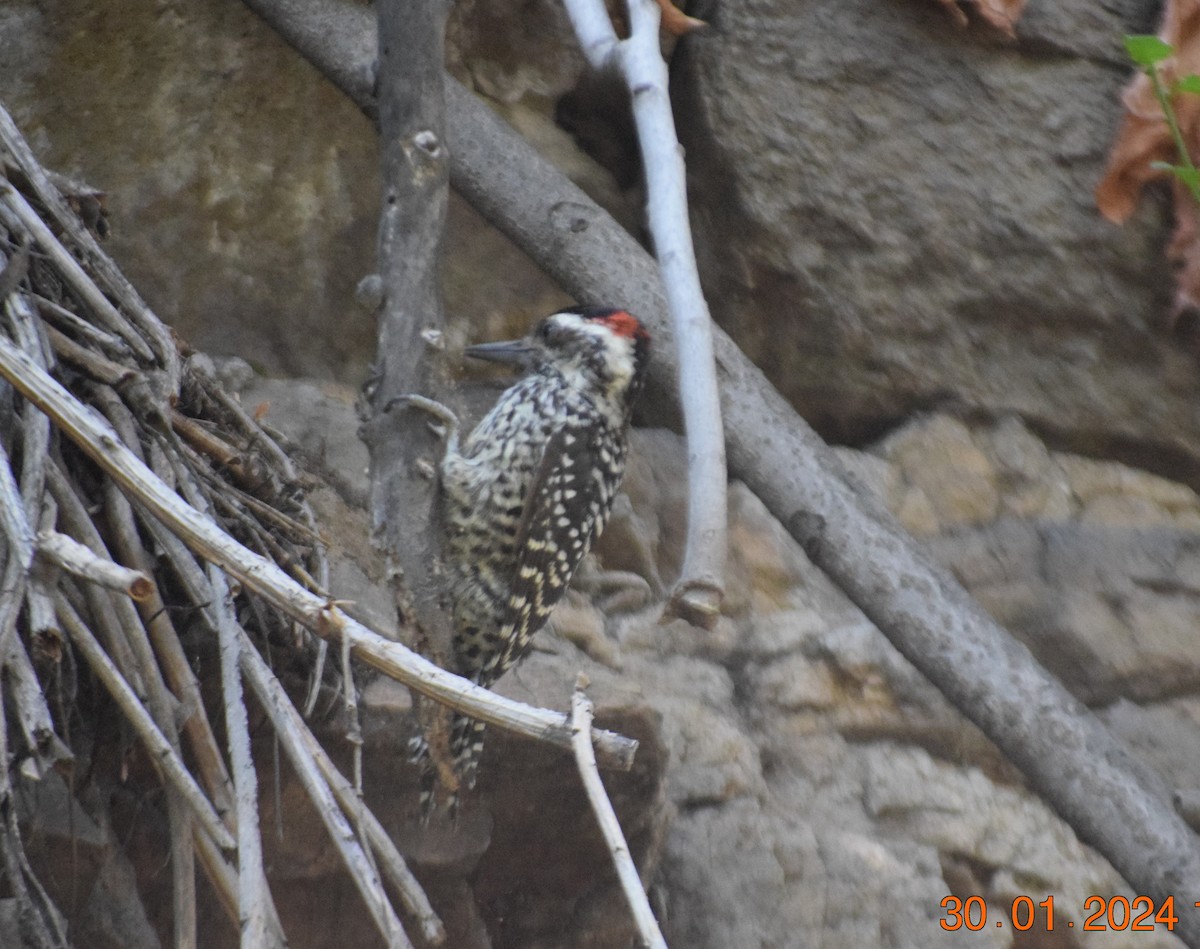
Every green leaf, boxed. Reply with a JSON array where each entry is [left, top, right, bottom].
[[1152, 163, 1200, 190], [1174, 167, 1200, 190], [1176, 74, 1200, 95], [1125, 34, 1174, 67]]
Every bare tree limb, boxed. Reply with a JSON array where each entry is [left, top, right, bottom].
[[35, 530, 153, 601], [0, 335, 639, 771], [238, 626, 413, 948], [0, 436, 65, 778], [4, 266, 60, 692], [209, 567, 270, 948], [30, 292, 134, 360], [562, 0, 726, 625], [0, 259, 42, 664], [54, 595, 235, 852], [0, 632, 63, 780], [571, 681, 667, 949], [227, 4, 1200, 941], [0, 425, 35, 657], [193, 829, 288, 948], [365, 0, 458, 797], [4, 268, 52, 531], [239, 627, 446, 945], [0, 185, 155, 363], [165, 793, 199, 949]]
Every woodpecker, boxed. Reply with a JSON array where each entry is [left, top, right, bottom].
[[401, 306, 650, 799]]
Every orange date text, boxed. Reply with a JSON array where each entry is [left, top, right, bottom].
[[939, 895, 1181, 932]]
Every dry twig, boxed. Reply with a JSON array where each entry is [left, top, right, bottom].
[[209, 566, 271, 947], [54, 596, 235, 851], [571, 680, 667, 949], [34, 529, 152, 600]]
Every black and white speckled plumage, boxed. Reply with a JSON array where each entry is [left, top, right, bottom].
[[437, 306, 649, 789]]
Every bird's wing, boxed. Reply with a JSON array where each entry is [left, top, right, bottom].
[[483, 420, 615, 683]]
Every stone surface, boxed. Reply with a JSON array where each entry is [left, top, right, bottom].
[[3, 0, 383, 377], [871, 413, 1200, 703], [0, 0, 588, 381], [671, 0, 1200, 479], [15, 774, 161, 949]]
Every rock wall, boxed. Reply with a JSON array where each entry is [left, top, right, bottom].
[[673, 0, 1197, 469]]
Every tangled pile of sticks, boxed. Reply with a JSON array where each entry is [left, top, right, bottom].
[[0, 104, 447, 948]]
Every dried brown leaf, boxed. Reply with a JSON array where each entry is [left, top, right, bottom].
[[1097, 0, 1200, 224], [656, 0, 706, 36], [932, 0, 1027, 36]]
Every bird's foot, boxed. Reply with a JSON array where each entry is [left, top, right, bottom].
[[386, 393, 461, 451]]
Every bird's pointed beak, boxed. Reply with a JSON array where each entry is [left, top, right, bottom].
[[464, 339, 534, 368]]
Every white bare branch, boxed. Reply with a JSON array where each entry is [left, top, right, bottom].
[[571, 681, 668, 949], [209, 567, 270, 948], [562, 0, 726, 625]]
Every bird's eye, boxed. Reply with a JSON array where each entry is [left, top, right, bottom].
[[537, 321, 553, 341]]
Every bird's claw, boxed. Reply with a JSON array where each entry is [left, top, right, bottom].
[[387, 393, 460, 449]]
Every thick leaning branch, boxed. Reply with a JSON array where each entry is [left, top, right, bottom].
[[562, 0, 726, 624], [367, 0, 453, 642], [0, 336, 638, 772], [367, 0, 461, 799], [231, 3, 1200, 941]]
